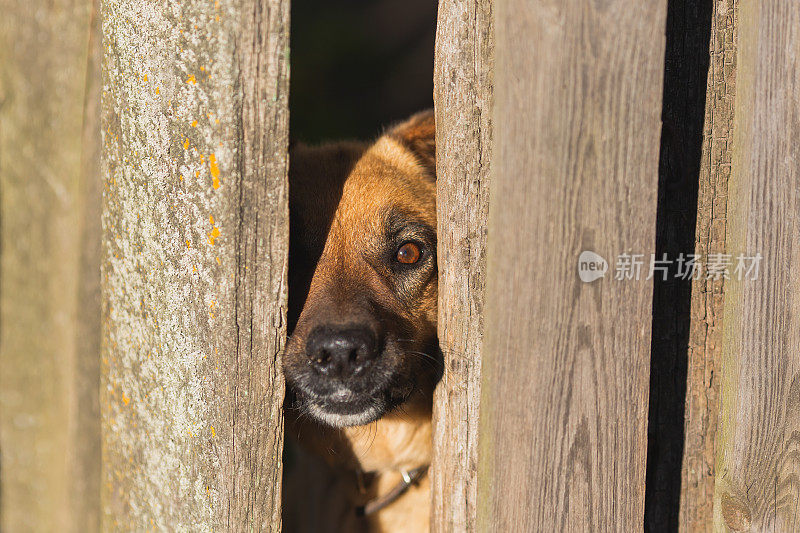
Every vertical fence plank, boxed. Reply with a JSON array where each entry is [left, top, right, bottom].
[[0, 0, 102, 530], [713, 1, 800, 531], [71, 2, 104, 529], [679, 2, 737, 530], [101, 0, 289, 529], [432, 0, 493, 531], [477, 1, 667, 530]]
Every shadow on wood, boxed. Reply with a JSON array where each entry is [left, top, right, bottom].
[[644, 0, 713, 530]]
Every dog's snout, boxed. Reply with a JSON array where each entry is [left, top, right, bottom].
[[305, 326, 378, 378]]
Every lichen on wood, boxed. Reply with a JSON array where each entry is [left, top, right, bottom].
[[101, 0, 289, 529]]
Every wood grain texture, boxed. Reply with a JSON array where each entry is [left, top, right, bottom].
[[713, 1, 800, 530], [679, 2, 737, 530], [101, 0, 289, 529], [0, 0, 102, 530], [431, 0, 493, 531], [476, 1, 667, 530]]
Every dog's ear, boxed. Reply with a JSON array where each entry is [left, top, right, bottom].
[[389, 109, 436, 178]]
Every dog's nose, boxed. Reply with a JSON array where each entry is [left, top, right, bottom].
[[305, 326, 378, 378]]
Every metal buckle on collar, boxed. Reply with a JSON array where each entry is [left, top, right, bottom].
[[355, 465, 429, 517]]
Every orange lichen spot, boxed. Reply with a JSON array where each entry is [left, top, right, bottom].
[[187, 74, 197, 85], [143, 74, 148, 82], [122, 394, 130, 406], [216, 256, 221, 265], [155, 87, 160, 94], [195, 170, 200, 178], [210, 215, 215, 224], [193, 265, 198, 273], [209, 153, 221, 189], [208, 226, 220, 245], [215, 15, 220, 22], [183, 139, 189, 149], [200, 66, 205, 72], [211, 426, 216, 437], [186, 239, 192, 249], [215, 0, 220, 8], [191, 120, 198, 127]]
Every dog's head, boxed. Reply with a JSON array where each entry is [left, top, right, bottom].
[[284, 111, 440, 428]]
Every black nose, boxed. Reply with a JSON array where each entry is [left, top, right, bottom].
[[305, 326, 378, 378]]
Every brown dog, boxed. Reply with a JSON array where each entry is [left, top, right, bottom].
[[282, 111, 440, 532]]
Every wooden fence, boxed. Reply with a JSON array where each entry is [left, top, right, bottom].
[[1, 0, 798, 531], [0, 0, 102, 530]]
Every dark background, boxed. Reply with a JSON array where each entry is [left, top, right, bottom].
[[290, 0, 437, 143]]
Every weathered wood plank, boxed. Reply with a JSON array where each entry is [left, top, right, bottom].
[[679, 2, 737, 530], [0, 0, 102, 530], [431, 0, 493, 531], [476, 1, 667, 530], [713, 1, 800, 530], [101, 0, 289, 529]]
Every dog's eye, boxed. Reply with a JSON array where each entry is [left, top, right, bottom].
[[395, 242, 421, 265]]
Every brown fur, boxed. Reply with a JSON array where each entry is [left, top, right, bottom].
[[283, 111, 438, 532]]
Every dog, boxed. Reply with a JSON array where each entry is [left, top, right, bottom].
[[282, 110, 440, 532]]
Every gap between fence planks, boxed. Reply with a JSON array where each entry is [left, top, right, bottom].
[[476, 1, 668, 530], [101, 0, 289, 529]]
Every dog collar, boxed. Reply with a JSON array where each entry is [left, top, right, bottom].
[[355, 465, 429, 517]]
